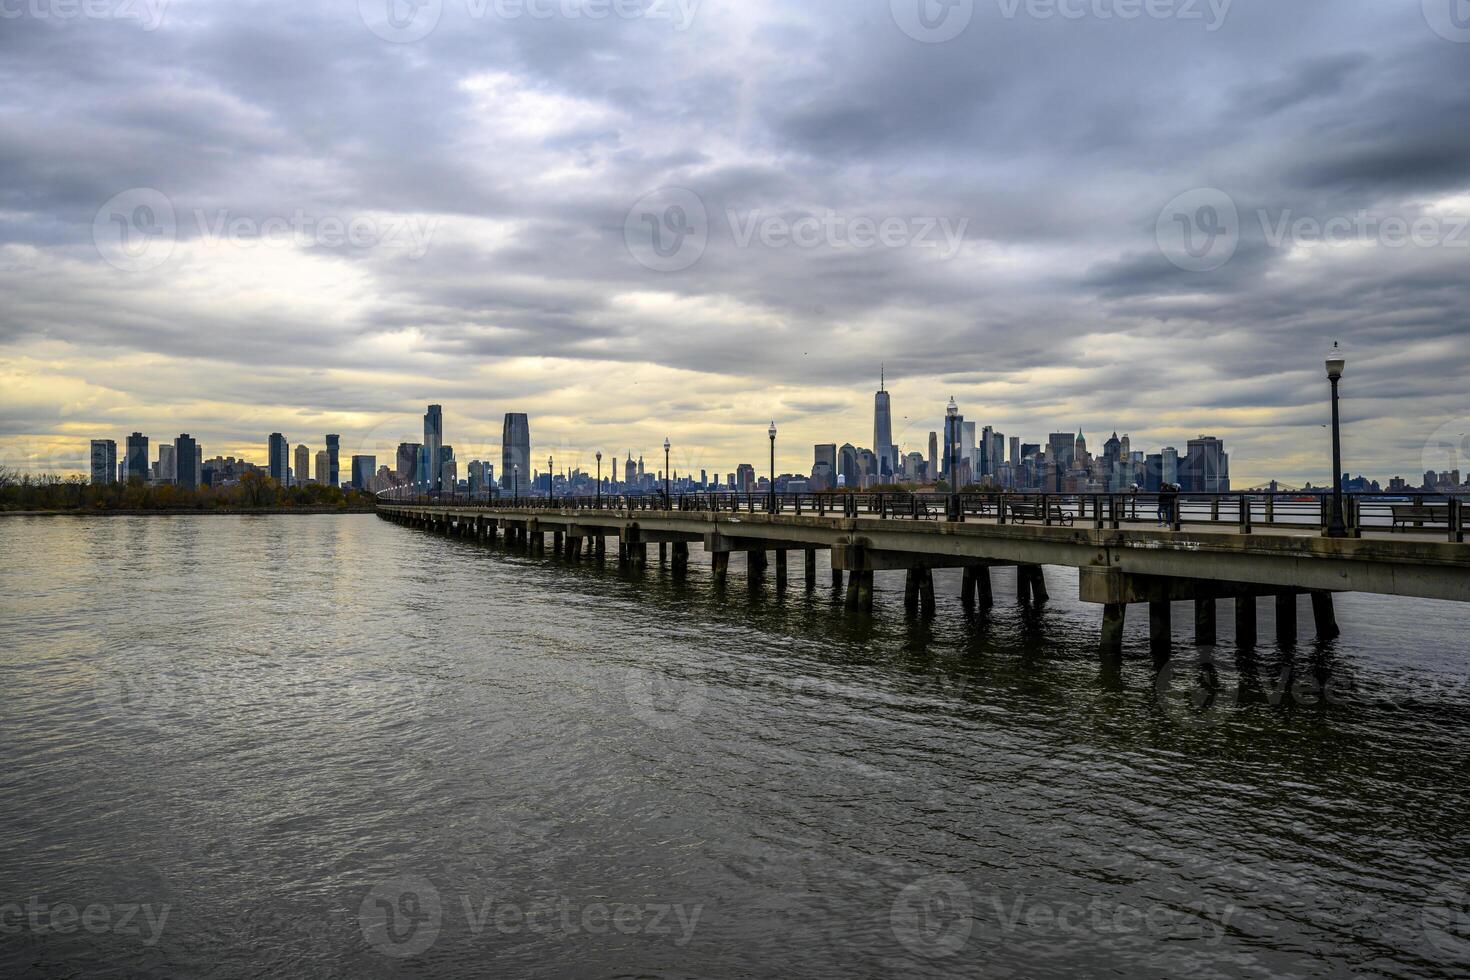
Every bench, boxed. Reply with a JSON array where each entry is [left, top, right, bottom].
[[1391, 504, 1448, 531], [1007, 499, 1074, 526]]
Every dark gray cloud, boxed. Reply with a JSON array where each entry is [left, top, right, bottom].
[[1, 0, 1467, 483]]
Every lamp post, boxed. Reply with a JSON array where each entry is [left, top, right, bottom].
[[513, 464, 519, 504], [663, 438, 671, 510], [768, 421, 777, 513], [596, 451, 602, 507], [548, 455, 554, 506], [1326, 342, 1347, 538], [946, 396, 959, 519]]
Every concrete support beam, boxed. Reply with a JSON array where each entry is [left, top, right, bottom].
[[1276, 594, 1297, 647], [1235, 597, 1257, 649], [832, 567, 843, 589], [1150, 600, 1172, 661], [775, 550, 787, 589], [1194, 598, 1217, 646], [747, 550, 768, 573], [920, 567, 936, 617], [846, 570, 874, 613], [1311, 591, 1340, 641], [659, 542, 668, 564], [1100, 603, 1127, 661], [1017, 565, 1047, 604], [672, 541, 689, 575], [805, 549, 817, 589], [711, 551, 729, 584], [905, 568, 920, 615]]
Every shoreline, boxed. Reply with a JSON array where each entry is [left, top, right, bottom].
[[0, 508, 376, 517]]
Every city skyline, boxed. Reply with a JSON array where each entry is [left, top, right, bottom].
[[3, 5, 1468, 490]]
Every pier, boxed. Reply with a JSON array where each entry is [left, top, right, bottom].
[[376, 491, 1470, 659]]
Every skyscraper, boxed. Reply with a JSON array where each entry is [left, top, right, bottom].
[[1181, 437, 1228, 492], [90, 439, 117, 485], [502, 413, 530, 496], [125, 432, 149, 482], [943, 398, 965, 483], [315, 450, 328, 484], [1161, 447, 1179, 486], [155, 444, 176, 483], [268, 433, 289, 484], [928, 431, 939, 480], [423, 405, 443, 491], [351, 455, 375, 490], [873, 367, 895, 478], [295, 444, 310, 487], [326, 434, 341, 488], [175, 434, 200, 490], [396, 442, 421, 482]]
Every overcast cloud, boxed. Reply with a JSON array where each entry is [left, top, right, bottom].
[[2, 0, 1468, 485]]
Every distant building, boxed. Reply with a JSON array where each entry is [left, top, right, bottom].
[[315, 450, 328, 485], [1161, 447, 1179, 486], [928, 431, 939, 478], [174, 434, 200, 490], [295, 444, 311, 487], [351, 455, 375, 491], [90, 439, 117, 485], [154, 444, 176, 483], [268, 433, 289, 484], [1180, 437, 1228, 492], [423, 405, 443, 490], [736, 463, 756, 492], [125, 432, 149, 482], [943, 398, 964, 482], [814, 443, 837, 477], [873, 369, 895, 478], [502, 413, 530, 495], [325, 434, 341, 488], [397, 442, 421, 483]]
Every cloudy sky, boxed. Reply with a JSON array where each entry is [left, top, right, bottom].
[[3, 0, 1468, 486]]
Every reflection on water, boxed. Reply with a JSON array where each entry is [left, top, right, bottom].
[[0, 514, 1466, 979]]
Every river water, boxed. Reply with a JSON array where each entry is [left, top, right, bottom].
[[1, 514, 1466, 978]]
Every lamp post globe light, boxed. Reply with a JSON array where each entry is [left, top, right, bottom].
[[1326, 342, 1348, 538], [664, 437, 672, 509], [768, 421, 778, 512], [596, 451, 602, 506]]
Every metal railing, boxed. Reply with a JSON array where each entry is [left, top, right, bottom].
[[375, 488, 1468, 542]]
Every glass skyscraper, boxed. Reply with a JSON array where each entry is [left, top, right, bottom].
[[423, 405, 443, 491], [501, 413, 530, 497]]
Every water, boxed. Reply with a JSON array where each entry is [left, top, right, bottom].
[[1, 514, 1467, 978]]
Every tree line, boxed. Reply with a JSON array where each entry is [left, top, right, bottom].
[[0, 468, 376, 512]]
